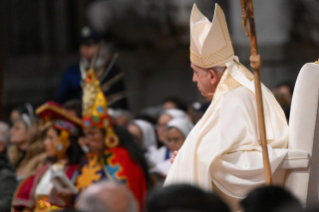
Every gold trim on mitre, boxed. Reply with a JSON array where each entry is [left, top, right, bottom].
[[190, 4, 234, 68], [315, 59, 319, 65]]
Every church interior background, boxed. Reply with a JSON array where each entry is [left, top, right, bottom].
[[0, 0, 318, 120]]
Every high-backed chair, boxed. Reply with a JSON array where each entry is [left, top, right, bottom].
[[277, 62, 319, 207]]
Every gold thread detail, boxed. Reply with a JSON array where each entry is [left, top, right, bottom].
[[213, 61, 254, 102]]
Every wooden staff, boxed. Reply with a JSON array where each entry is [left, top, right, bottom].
[[239, 0, 272, 185]]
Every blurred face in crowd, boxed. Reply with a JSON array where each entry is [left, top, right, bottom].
[[84, 127, 105, 154], [191, 63, 222, 98], [44, 126, 70, 159], [127, 124, 143, 147], [163, 101, 178, 111], [44, 126, 58, 158], [10, 110, 20, 123], [166, 127, 185, 152], [80, 44, 99, 61], [10, 120, 28, 146], [0, 141, 6, 154], [273, 85, 292, 107], [157, 114, 172, 143], [65, 109, 78, 119], [114, 115, 131, 127]]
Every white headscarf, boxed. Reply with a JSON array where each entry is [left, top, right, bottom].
[[161, 109, 188, 120], [167, 118, 194, 138], [131, 119, 157, 151]]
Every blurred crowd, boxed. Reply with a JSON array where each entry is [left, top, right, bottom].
[[0, 27, 298, 212]]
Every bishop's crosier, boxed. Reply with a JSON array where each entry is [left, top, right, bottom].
[[164, 4, 289, 211]]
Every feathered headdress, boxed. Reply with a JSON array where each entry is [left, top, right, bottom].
[[82, 46, 124, 148]]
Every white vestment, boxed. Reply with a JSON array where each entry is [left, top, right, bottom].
[[164, 60, 288, 209]]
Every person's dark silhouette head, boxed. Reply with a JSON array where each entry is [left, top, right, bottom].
[[146, 184, 230, 212], [163, 97, 188, 112], [240, 186, 303, 212]]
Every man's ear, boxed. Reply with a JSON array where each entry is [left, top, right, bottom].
[[208, 69, 218, 85]]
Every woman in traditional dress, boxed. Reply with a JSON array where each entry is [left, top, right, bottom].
[[72, 69, 151, 210], [12, 101, 84, 212]]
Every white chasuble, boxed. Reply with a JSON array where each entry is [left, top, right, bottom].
[[164, 59, 288, 207]]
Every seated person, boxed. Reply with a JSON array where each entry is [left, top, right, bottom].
[[72, 70, 151, 210], [12, 101, 84, 212], [166, 118, 194, 153], [155, 109, 189, 161], [165, 5, 288, 211], [0, 122, 17, 212], [150, 118, 193, 178], [9, 104, 47, 181], [157, 109, 188, 143], [128, 119, 157, 155]]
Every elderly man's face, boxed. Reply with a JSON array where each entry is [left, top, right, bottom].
[[191, 63, 222, 98]]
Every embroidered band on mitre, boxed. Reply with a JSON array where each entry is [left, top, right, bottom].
[[190, 4, 234, 68]]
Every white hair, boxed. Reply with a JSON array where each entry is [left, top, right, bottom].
[[211, 66, 227, 74], [77, 180, 137, 212]]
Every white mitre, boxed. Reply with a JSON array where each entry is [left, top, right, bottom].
[[190, 4, 234, 68]]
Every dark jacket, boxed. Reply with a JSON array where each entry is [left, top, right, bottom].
[[0, 152, 18, 212], [57, 62, 128, 109]]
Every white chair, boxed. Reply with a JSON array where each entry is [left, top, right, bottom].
[[276, 62, 319, 207]]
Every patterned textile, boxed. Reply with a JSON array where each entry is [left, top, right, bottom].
[[73, 146, 147, 210], [12, 164, 78, 212]]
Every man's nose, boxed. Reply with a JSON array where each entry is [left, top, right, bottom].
[[192, 74, 197, 82]]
